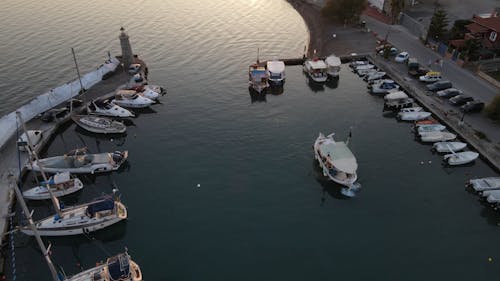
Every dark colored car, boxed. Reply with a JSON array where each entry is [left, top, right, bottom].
[[409, 66, 429, 78], [426, 80, 452, 91], [449, 94, 474, 106], [436, 88, 463, 98], [460, 101, 485, 112]]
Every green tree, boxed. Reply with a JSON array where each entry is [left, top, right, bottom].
[[321, 0, 367, 24], [462, 38, 481, 60], [448, 19, 472, 40], [427, 8, 449, 42], [485, 95, 500, 123], [390, 0, 405, 24]]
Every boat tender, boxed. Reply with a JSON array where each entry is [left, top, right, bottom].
[[468, 177, 500, 192], [433, 141, 467, 153], [72, 115, 126, 134], [397, 111, 431, 121], [22, 172, 83, 200], [88, 99, 134, 118], [444, 151, 479, 165], [420, 131, 456, 142]]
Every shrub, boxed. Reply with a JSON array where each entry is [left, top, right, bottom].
[[485, 95, 500, 123]]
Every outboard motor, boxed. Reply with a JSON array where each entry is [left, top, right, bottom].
[[112, 151, 124, 163]]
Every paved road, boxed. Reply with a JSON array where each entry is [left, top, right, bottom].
[[362, 16, 499, 104]]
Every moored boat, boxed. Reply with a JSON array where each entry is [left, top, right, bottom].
[[249, 63, 269, 93], [313, 132, 360, 197], [304, 58, 328, 83], [468, 177, 500, 192], [443, 151, 479, 165], [266, 60, 286, 87], [432, 141, 467, 153], [397, 111, 431, 121], [325, 55, 341, 78], [28, 148, 128, 174], [416, 124, 446, 135], [88, 99, 135, 118], [371, 80, 399, 94], [420, 131, 456, 142], [17, 130, 43, 152], [22, 172, 83, 200], [113, 90, 154, 108], [72, 115, 126, 134], [364, 71, 386, 81]]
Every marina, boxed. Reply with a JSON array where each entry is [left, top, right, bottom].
[[0, 0, 499, 280]]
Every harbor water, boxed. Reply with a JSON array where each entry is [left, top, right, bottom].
[[2, 0, 500, 280]]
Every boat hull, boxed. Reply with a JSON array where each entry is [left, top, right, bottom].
[[21, 216, 125, 236], [23, 178, 84, 200]]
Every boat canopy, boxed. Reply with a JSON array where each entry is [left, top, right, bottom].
[[319, 141, 358, 174], [325, 55, 341, 67], [87, 198, 115, 216], [107, 253, 130, 281], [306, 60, 327, 69], [267, 60, 285, 73]]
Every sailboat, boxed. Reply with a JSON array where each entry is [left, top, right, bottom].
[[69, 48, 127, 134], [17, 112, 128, 237]]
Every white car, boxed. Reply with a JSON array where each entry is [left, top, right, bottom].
[[395, 52, 409, 63]]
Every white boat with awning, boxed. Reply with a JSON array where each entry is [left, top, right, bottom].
[[304, 59, 328, 83], [325, 55, 341, 78], [266, 60, 286, 86], [23, 172, 83, 200], [28, 148, 128, 174], [468, 177, 500, 192], [314, 133, 360, 195]]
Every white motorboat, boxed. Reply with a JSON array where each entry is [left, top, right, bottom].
[[371, 80, 399, 94], [384, 90, 408, 100], [21, 196, 127, 236], [432, 141, 467, 153], [443, 151, 479, 165], [420, 131, 456, 142], [400, 107, 423, 113], [349, 60, 369, 68], [113, 90, 154, 108], [325, 55, 341, 78], [72, 115, 126, 134], [354, 64, 375, 72], [397, 111, 431, 121], [266, 60, 286, 86], [17, 130, 43, 152], [65, 252, 143, 281], [313, 132, 360, 197], [138, 88, 160, 101], [88, 99, 135, 118], [364, 71, 386, 81], [249, 63, 269, 93], [304, 59, 328, 83], [22, 172, 83, 200], [416, 124, 446, 135], [468, 177, 500, 192], [357, 68, 377, 77], [28, 148, 128, 174], [484, 190, 500, 204]]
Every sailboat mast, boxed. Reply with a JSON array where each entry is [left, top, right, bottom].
[[9, 178, 61, 281], [16, 112, 62, 217], [71, 47, 85, 112]]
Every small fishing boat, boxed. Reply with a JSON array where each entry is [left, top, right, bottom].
[[313, 132, 361, 197], [420, 131, 456, 142], [325, 55, 341, 78], [414, 119, 439, 126], [266, 60, 286, 87], [17, 130, 43, 152], [65, 251, 143, 281], [364, 71, 386, 81], [304, 58, 328, 83], [443, 151, 479, 165], [21, 195, 127, 236], [416, 124, 446, 135], [468, 177, 500, 192], [397, 111, 431, 121], [371, 80, 399, 94], [249, 63, 269, 93], [88, 99, 135, 118], [28, 148, 128, 174], [113, 90, 154, 108], [22, 172, 83, 200], [432, 141, 467, 153], [72, 115, 126, 134]]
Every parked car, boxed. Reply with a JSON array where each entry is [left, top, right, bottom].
[[426, 80, 452, 91], [449, 94, 474, 106], [395, 52, 409, 63], [436, 88, 463, 98], [408, 66, 429, 78], [419, 71, 442, 83], [460, 101, 485, 113]]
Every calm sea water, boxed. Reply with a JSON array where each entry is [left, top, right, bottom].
[[3, 0, 500, 281]]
